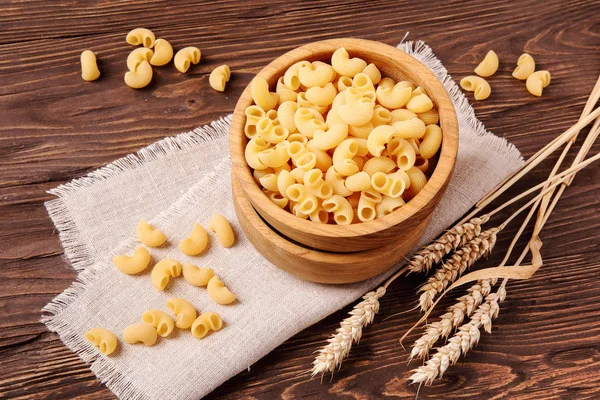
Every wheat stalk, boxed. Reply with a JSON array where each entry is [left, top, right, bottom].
[[311, 286, 386, 378], [407, 215, 490, 274], [409, 278, 497, 361], [418, 228, 499, 311], [409, 285, 507, 385]]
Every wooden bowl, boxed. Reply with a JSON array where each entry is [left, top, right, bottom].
[[230, 38, 458, 252], [231, 170, 426, 283]]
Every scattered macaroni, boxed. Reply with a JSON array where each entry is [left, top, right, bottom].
[[166, 298, 197, 329], [460, 75, 491, 100], [251, 76, 278, 111], [123, 323, 157, 346], [178, 223, 209, 256], [182, 263, 215, 287], [151, 258, 182, 291], [127, 48, 153, 71], [136, 220, 167, 247], [474, 50, 499, 77], [526, 70, 551, 97], [174, 47, 201, 73], [207, 276, 237, 305], [113, 246, 151, 275], [150, 38, 173, 66], [191, 312, 223, 339], [141, 309, 175, 337], [512, 53, 535, 80], [80, 50, 100, 82], [208, 214, 235, 248], [126, 28, 155, 48], [331, 47, 367, 77], [209, 65, 231, 92], [85, 327, 118, 356], [124, 60, 153, 89]]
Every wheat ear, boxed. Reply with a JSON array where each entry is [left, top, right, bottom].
[[409, 278, 497, 361], [311, 287, 386, 378], [409, 285, 507, 385], [418, 228, 500, 311], [408, 215, 490, 274]]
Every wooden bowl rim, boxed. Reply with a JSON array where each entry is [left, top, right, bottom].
[[230, 38, 458, 239]]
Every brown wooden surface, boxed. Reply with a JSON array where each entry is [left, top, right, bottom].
[[1, 0, 599, 399], [230, 38, 459, 253]]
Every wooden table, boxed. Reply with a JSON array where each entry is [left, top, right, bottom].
[[2, 1, 599, 398]]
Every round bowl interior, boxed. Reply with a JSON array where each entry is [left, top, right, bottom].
[[230, 38, 458, 252]]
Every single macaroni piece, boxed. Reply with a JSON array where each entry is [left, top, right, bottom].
[[325, 167, 352, 197], [251, 76, 279, 111], [150, 38, 173, 66], [124, 60, 153, 89], [283, 60, 311, 90], [258, 141, 291, 168], [85, 327, 118, 356], [404, 166, 428, 199], [267, 190, 289, 208], [277, 101, 299, 133], [294, 107, 326, 138], [352, 73, 375, 94], [420, 125, 443, 159], [388, 137, 416, 170], [126, 28, 155, 48], [337, 76, 353, 92], [362, 63, 382, 85], [376, 82, 412, 109], [178, 223, 209, 256], [290, 167, 307, 184], [166, 298, 197, 329], [191, 312, 223, 339], [208, 214, 235, 248], [306, 140, 333, 172], [388, 169, 411, 188], [376, 195, 405, 218], [123, 323, 157, 346], [288, 132, 308, 145], [331, 47, 367, 77], [182, 263, 214, 287], [253, 167, 274, 184], [512, 53, 536, 80], [245, 136, 270, 170], [414, 156, 429, 173], [304, 169, 334, 199], [207, 276, 237, 305], [526, 70, 551, 97], [151, 258, 182, 291], [80, 50, 100, 81], [474, 50, 499, 77], [259, 173, 279, 192], [332, 139, 360, 176], [348, 122, 374, 139], [417, 108, 439, 125], [345, 171, 371, 192], [142, 309, 175, 337], [371, 172, 405, 198], [357, 193, 377, 222], [256, 119, 288, 144], [371, 106, 392, 127], [338, 98, 374, 126], [136, 220, 167, 247], [297, 92, 328, 115], [290, 201, 309, 219], [362, 156, 396, 176], [277, 169, 296, 197], [286, 183, 319, 213], [322, 195, 354, 225], [299, 61, 335, 88], [367, 125, 396, 157], [390, 108, 417, 123], [305, 82, 337, 106], [113, 246, 151, 275], [406, 93, 434, 113], [460, 76, 491, 100], [209, 65, 231, 92], [127, 47, 153, 71], [309, 203, 329, 223], [312, 123, 348, 150], [174, 47, 201, 73], [244, 105, 266, 139], [276, 77, 297, 103], [287, 141, 316, 170], [362, 188, 383, 204], [392, 117, 426, 139]]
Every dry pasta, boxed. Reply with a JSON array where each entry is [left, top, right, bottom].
[[85, 327, 118, 356], [322, 195, 354, 225], [526, 70, 551, 97], [388, 137, 416, 170], [284, 60, 311, 90], [191, 312, 223, 339], [460, 76, 491, 100], [376, 196, 405, 218], [305, 82, 337, 106], [406, 93, 434, 113], [127, 48, 153, 71], [420, 125, 443, 159], [345, 171, 371, 192], [404, 166, 428, 199], [142, 309, 175, 337], [80, 50, 101, 82], [512, 53, 535, 80], [123, 323, 158, 346], [209, 65, 231, 92], [304, 169, 334, 199], [312, 123, 348, 150], [331, 47, 367, 77], [178, 223, 209, 256], [362, 63, 381, 84], [136, 220, 167, 247], [207, 276, 237, 305], [362, 156, 396, 176], [474, 50, 499, 77], [174, 47, 201, 73], [208, 214, 235, 248], [113, 246, 151, 275], [251, 76, 279, 111], [126, 28, 155, 48], [124, 60, 152, 89], [166, 298, 197, 329], [299, 61, 335, 87], [150, 38, 173, 66], [306, 140, 333, 172], [267, 190, 289, 208], [151, 258, 182, 291], [357, 193, 377, 222], [367, 125, 395, 157], [182, 263, 214, 287], [277, 101, 299, 133]]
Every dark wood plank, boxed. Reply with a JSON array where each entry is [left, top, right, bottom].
[[1, 0, 600, 399]]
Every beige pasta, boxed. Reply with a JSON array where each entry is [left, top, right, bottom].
[[283, 60, 311, 90], [182, 263, 214, 287], [414, 156, 429, 173], [390, 108, 417, 123], [253, 167, 274, 184], [290, 167, 307, 183], [352, 73, 375, 94], [276, 77, 298, 104], [251, 76, 279, 111], [345, 171, 371, 192], [208, 214, 235, 248], [371, 106, 392, 127], [166, 298, 197, 329], [126, 28, 155, 48], [406, 93, 434, 113], [420, 124, 443, 159], [332, 139, 360, 176], [362, 188, 383, 204], [244, 106, 265, 139], [245, 136, 270, 170], [392, 117, 426, 139], [142, 309, 175, 338], [80, 50, 101, 81], [404, 166, 428, 199], [174, 47, 201, 73], [388, 137, 416, 170], [338, 98, 374, 126], [362, 156, 396, 176], [417, 108, 439, 125], [136, 220, 167, 247], [259, 173, 279, 192], [150, 38, 173, 66], [362, 63, 382, 85], [460, 76, 491, 100], [376, 82, 412, 109], [207, 276, 237, 305], [367, 125, 396, 157], [277, 101, 299, 133], [348, 122, 374, 139], [376, 196, 405, 218], [209, 65, 231, 92], [191, 312, 223, 339], [357, 193, 377, 222], [256, 118, 288, 144], [322, 195, 354, 225], [512, 53, 536, 80], [85, 327, 118, 356], [151, 258, 182, 291], [127, 48, 153, 71], [306, 140, 333, 172], [304, 169, 334, 199], [267, 190, 289, 208], [124, 60, 153, 89], [123, 323, 157, 346], [258, 141, 291, 168], [526, 70, 551, 97], [371, 172, 405, 198], [277, 169, 296, 197], [178, 223, 209, 256], [113, 246, 151, 275], [474, 50, 499, 77], [297, 92, 329, 115], [331, 47, 367, 77], [294, 107, 326, 138], [312, 123, 348, 150], [299, 61, 335, 88], [286, 183, 319, 213], [305, 82, 337, 106], [337, 75, 353, 92]]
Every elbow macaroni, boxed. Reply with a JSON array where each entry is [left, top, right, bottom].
[[151, 258, 182, 291], [209, 65, 231, 92], [512, 53, 535, 80], [178, 223, 209, 256], [127, 48, 153, 74], [123, 323, 157, 346], [208, 214, 235, 248], [85, 327, 118, 355], [191, 312, 223, 339], [182, 263, 215, 287], [474, 50, 499, 77], [136, 220, 167, 247], [331, 47, 367, 77], [124, 60, 153, 89], [207, 276, 237, 305], [126, 28, 155, 48], [113, 246, 151, 275], [80, 50, 101, 81], [460, 75, 491, 100], [166, 298, 197, 329], [150, 38, 173, 66], [526, 70, 551, 97], [174, 47, 201, 73], [142, 309, 175, 337]]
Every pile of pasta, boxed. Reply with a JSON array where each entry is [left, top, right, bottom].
[[244, 48, 443, 225], [85, 217, 237, 355]]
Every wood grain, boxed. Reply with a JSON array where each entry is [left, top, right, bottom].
[[1, 0, 600, 399], [229, 38, 459, 253]]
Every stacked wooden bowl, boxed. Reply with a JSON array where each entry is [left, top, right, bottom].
[[230, 38, 459, 284]]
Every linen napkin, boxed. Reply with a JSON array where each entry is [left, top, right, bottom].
[[42, 41, 524, 400]]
